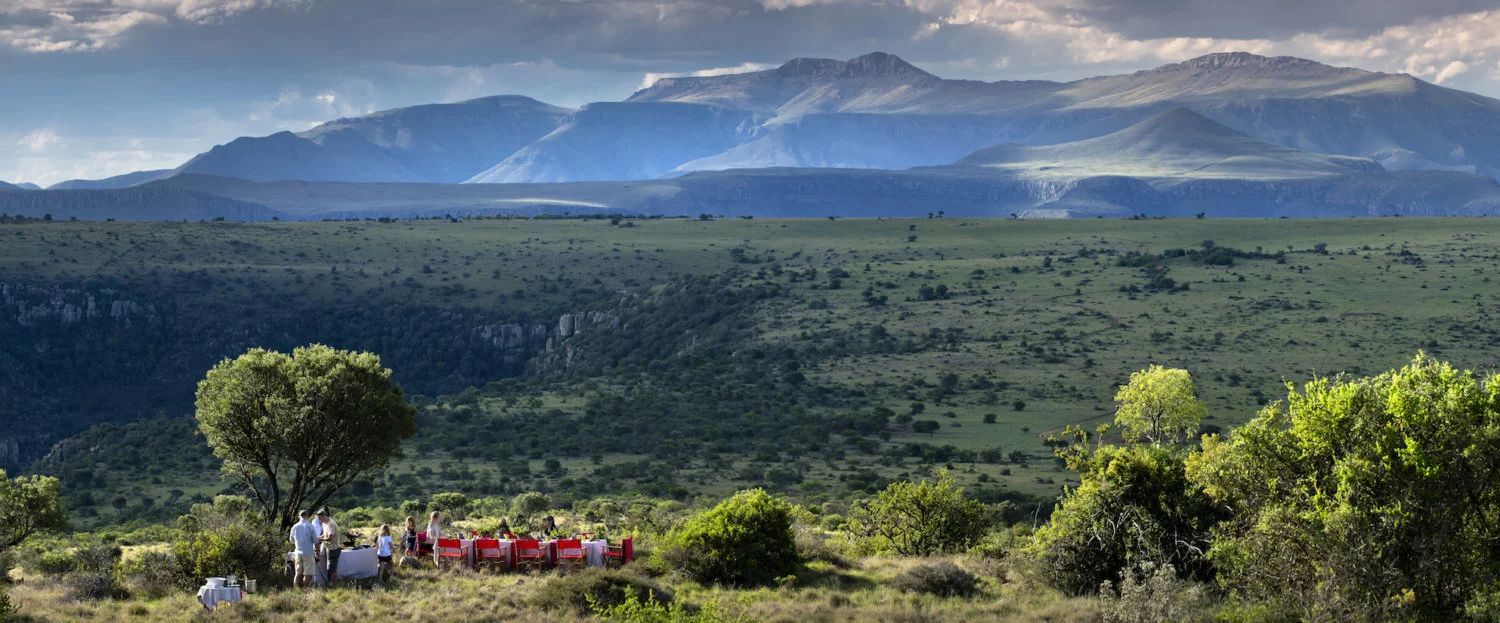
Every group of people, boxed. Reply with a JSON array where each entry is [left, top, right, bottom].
[[290, 508, 566, 587], [287, 507, 345, 589]]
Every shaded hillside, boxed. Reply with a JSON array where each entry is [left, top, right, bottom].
[[172, 96, 571, 183], [958, 108, 1381, 182], [47, 170, 171, 190], [0, 187, 280, 221]]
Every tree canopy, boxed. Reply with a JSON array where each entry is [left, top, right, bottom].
[[1186, 354, 1500, 618], [855, 469, 989, 556], [0, 469, 67, 550], [1112, 365, 1207, 445], [194, 345, 417, 528]]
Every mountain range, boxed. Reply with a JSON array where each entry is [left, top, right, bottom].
[[7, 51, 1500, 219]]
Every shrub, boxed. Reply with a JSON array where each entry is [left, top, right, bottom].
[[172, 496, 283, 583], [511, 492, 551, 521], [0, 584, 11, 620], [1098, 563, 1214, 623], [65, 541, 126, 601], [654, 489, 800, 587], [853, 470, 989, 556], [892, 560, 979, 597], [1026, 443, 1221, 596], [592, 590, 742, 623], [793, 524, 848, 568], [533, 567, 673, 613], [120, 551, 186, 598]]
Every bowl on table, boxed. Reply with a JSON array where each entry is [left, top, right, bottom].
[[205, 577, 226, 588]]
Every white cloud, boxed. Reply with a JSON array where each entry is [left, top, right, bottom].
[[17, 128, 61, 152], [639, 62, 776, 90]]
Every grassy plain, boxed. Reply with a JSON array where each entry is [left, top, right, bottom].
[[7, 217, 1500, 519]]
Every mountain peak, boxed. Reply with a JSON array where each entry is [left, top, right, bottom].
[[775, 52, 933, 80], [1149, 52, 1337, 74]]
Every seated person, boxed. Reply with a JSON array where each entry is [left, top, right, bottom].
[[537, 515, 560, 539]]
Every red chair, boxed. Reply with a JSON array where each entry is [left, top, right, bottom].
[[474, 538, 506, 573], [513, 539, 546, 572], [434, 538, 465, 571], [555, 539, 585, 572], [413, 533, 435, 561], [603, 537, 634, 569]]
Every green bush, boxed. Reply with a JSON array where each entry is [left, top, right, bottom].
[[532, 567, 673, 613], [592, 590, 743, 623], [654, 489, 800, 587], [34, 549, 79, 575], [119, 551, 187, 599], [892, 560, 979, 597], [853, 470, 989, 556], [172, 496, 283, 583], [511, 492, 551, 521], [66, 541, 126, 601], [1098, 562, 1214, 623], [429, 492, 470, 520]]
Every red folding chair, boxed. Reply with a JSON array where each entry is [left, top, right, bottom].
[[474, 538, 506, 573], [513, 539, 546, 572], [413, 533, 435, 564], [434, 538, 465, 571], [603, 537, 633, 569], [555, 539, 585, 572]]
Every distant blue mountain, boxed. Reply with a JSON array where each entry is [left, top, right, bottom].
[[47, 170, 170, 190]]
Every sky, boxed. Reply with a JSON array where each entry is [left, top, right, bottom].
[[4, 0, 1500, 186]]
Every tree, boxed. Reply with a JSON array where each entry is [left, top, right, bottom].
[[194, 345, 417, 528], [0, 470, 67, 550], [855, 469, 989, 556], [1185, 354, 1500, 618], [1112, 366, 1206, 445], [1025, 435, 1223, 595]]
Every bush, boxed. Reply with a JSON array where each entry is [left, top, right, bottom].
[[892, 560, 979, 597], [592, 590, 742, 623], [0, 584, 12, 620], [511, 492, 551, 521], [853, 470, 989, 556], [1098, 563, 1214, 623], [654, 489, 800, 587], [65, 541, 126, 601], [533, 567, 673, 613], [429, 492, 470, 520], [793, 525, 848, 568], [172, 496, 283, 583], [120, 551, 186, 599]]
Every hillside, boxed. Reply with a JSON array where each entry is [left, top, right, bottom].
[[46, 169, 171, 190], [7, 217, 1500, 527], [957, 108, 1382, 183], [172, 96, 572, 183]]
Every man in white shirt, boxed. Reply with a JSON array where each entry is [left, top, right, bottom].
[[288, 510, 318, 589], [317, 507, 341, 586]]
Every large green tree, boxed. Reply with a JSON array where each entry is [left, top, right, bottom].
[[195, 345, 416, 528], [0, 470, 67, 550], [1112, 365, 1207, 445], [1186, 354, 1500, 618]]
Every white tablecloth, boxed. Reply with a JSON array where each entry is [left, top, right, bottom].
[[583, 540, 607, 567], [197, 585, 241, 610], [319, 547, 380, 582]]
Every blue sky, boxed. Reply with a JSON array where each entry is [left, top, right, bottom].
[[4, 0, 1500, 186]]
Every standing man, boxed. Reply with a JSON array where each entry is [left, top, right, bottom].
[[317, 507, 341, 587], [289, 509, 318, 589]]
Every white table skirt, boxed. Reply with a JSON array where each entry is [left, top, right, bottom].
[[320, 547, 380, 582], [197, 585, 241, 610], [583, 540, 607, 567]]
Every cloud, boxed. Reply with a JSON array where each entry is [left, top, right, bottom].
[[639, 62, 776, 90], [17, 128, 61, 152]]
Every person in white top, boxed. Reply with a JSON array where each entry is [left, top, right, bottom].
[[287, 510, 318, 589], [426, 511, 443, 543], [375, 524, 394, 581]]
